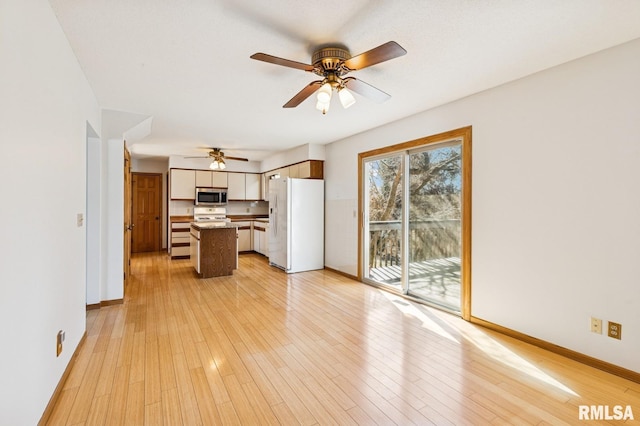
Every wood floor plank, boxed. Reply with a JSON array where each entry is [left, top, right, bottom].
[[65, 350, 106, 424], [124, 380, 144, 425], [144, 401, 162, 426], [172, 352, 203, 426], [83, 394, 109, 426], [189, 366, 223, 425], [45, 252, 640, 426], [160, 388, 183, 426], [104, 364, 130, 424]]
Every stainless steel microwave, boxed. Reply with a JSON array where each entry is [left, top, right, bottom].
[[195, 187, 227, 205]]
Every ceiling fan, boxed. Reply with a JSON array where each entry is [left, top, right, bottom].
[[185, 148, 248, 170], [250, 41, 407, 114]]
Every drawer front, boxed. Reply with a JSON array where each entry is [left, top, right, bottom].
[[171, 246, 190, 256], [172, 234, 190, 244], [172, 222, 192, 230]]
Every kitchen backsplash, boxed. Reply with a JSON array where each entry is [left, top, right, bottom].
[[226, 200, 269, 216], [170, 200, 268, 216]]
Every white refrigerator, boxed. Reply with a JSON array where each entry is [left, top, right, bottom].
[[268, 178, 324, 273]]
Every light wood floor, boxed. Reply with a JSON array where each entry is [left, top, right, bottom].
[[46, 252, 640, 425]]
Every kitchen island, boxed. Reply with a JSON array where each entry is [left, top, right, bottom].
[[190, 222, 238, 278]]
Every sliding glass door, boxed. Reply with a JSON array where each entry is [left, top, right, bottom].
[[363, 154, 404, 290], [360, 128, 470, 316], [406, 143, 462, 311]]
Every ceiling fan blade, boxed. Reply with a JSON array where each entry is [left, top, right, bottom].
[[224, 156, 249, 162], [342, 41, 406, 71], [283, 80, 323, 108], [343, 77, 391, 103], [250, 53, 314, 72], [184, 156, 210, 159]]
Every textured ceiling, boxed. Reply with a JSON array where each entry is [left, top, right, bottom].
[[49, 0, 640, 161]]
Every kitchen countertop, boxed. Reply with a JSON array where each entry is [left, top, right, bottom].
[[170, 215, 194, 223], [227, 215, 268, 220], [190, 222, 238, 230]]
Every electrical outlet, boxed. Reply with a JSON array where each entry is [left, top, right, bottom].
[[607, 321, 622, 340], [186, 207, 191, 214], [590, 317, 602, 334], [56, 330, 65, 356]]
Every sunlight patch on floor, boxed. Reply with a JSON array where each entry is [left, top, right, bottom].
[[382, 291, 460, 344], [458, 324, 579, 397], [381, 290, 579, 397]]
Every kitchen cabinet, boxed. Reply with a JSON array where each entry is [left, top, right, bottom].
[[276, 167, 290, 178], [289, 163, 300, 178], [228, 173, 261, 200], [234, 220, 252, 252], [261, 174, 268, 201], [196, 170, 228, 188], [212, 172, 228, 188], [170, 220, 192, 258], [253, 220, 269, 256], [297, 160, 323, 179], [227, 173, 246, 200], [262, 160, 324, 189], [245, 173, 261, 200], [298, 161, 312, 178], [170, 169, 195, 199], [190, 224, 237, 277], [261, 226, 268, 257], [195, 170, 212, 187]]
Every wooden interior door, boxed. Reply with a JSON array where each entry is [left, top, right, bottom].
[[132, 173, 162, 252], [124, 144, 132, 287]]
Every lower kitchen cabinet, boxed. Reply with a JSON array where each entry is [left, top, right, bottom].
[[170, 220, 192, 258], [252, 220, 269, 257], [235, 221, 252, 252]]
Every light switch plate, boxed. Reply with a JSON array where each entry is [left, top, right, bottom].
[[77, 213, 84, 227]]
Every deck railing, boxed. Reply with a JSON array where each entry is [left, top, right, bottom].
[[368, 219, 460, 268]]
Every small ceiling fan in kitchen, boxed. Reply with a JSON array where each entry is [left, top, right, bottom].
[[185, 148, 248, 170], [250, 40, 406, 114]]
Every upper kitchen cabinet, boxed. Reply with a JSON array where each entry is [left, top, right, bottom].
[[195, 170, 212, 187], [170, 169, 196, 200], [227, 173, 246, 200], [245, 173, 261, 200], [212, 172, 228, 188], [195, 170, 228, 188], [228, 172, 262, 200], [298, 160, 323, 179], [265, 160, 324, 181]]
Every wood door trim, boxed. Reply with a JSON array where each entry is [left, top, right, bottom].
[[357, 126, 472, 320]]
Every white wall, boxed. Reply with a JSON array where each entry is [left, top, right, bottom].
[[106, 139, 124, 301], [86, 136, 102, 305], [325, 38, 640, 373], [0, 0, 101, 423]]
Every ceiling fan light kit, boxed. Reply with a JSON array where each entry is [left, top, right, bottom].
[[250, 41, 406, 115], [185, 148, 249, 165], [209, 158, 226, 170]]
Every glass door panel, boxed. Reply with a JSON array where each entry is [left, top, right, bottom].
[[407, 144, 462, 311], [363, 155, 403, 290]]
